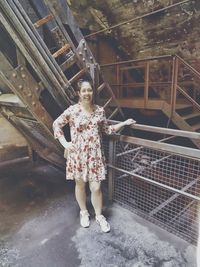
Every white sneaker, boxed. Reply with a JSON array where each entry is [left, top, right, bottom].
[[96, 215, 110, 233], [80, 210, 90, 228]]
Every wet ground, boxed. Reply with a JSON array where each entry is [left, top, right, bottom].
[[0, 160, 197, 267]]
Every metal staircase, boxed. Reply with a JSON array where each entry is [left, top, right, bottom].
[[0, 0, 124, 167], [101, 55, 200, 148]]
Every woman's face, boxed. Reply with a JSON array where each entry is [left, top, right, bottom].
[[78, 81, 93, 103]]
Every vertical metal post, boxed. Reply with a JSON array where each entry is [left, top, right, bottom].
[[108, 138, 116, 202], [170, 56, 179, 118], [94, 63, 100, 102], [144, 61, 150, 108], [116, 63, 120, 98]]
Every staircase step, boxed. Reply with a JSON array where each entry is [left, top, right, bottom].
[[192, 123, 200, 131], [68, 68, 86, 84], [52, 43, 71, 58], [34, 14, 54, 28], [60, 55, 76, 71], [175, 103, 193, 110], [182, 112, 200, 120]]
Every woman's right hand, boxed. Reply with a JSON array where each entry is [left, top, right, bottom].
[[64, 142, 75, 152]]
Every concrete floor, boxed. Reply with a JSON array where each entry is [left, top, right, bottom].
[[0, 160, 197, 267]]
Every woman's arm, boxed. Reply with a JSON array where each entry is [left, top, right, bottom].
[[100, 107, 136, 134], [112, 118, 136, 132], [58, 136, 74, 151]]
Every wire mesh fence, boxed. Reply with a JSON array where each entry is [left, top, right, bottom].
[[104, 135, 200, 244]]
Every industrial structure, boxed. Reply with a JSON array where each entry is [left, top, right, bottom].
[[0, 0, 200, 246]]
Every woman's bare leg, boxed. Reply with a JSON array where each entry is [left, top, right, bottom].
[[75, 179, 87, 211], [89, 180, 102, 216], [89, 180, 110, 232]]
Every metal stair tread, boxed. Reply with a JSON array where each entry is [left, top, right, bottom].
[[182, 112, 200, 120], [192, 123, 200, 131], [175, 103, 193, 110]]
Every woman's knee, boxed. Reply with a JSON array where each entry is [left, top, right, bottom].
[[89, 181, 101, 193], [75, 179, 86, 190]]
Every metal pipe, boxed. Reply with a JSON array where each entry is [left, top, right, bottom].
[[100, 55, 172, 67], [110, 134, 200, 159], [144, 61, 149, 107], [84, 0, 190, 39], [170, 56, 178, 117], [109, 120, 200, 139], [176, 54, 200, 80], [0, 156, 30, 168], [177, 85, 200, 112]]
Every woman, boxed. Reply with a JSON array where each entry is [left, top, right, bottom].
[[53, 79, 136, 232]]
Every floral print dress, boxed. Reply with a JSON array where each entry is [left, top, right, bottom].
[[53, 103, 115, 182]]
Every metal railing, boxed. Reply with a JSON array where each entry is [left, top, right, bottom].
[[101, 54, 200, 118], [105, 124, 200, 244]]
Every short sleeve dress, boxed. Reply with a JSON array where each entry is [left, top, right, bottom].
[[53, 103, 115, 182]]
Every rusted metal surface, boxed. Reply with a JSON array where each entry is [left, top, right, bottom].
[[0, 107, 64, 167], [103, 54, 200, 148], [144, 62, 149, 108], [0, 67, 53, 131], [34, 14, 54, 28], [52, 43, 71, 58], [170, 56, 179, 117]]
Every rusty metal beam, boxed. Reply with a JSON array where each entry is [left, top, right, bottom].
[[0, 68, 53, 132], [34, 14, 54, 28], [0, 4, 70, 109], [144, 62, 150, 108]]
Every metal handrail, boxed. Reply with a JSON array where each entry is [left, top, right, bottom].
[[100, 55, 172, 67], [176, 54, 200, 80], [177, 85, 200, 112], [109, 120, 200, 139]]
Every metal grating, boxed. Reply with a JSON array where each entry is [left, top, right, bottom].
[[106, 138, 200, 244], [115, 141, 200, 198]]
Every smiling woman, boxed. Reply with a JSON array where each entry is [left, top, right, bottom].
[[52, 79, 136, 233]]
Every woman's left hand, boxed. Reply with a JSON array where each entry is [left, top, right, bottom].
[[124, 118, 136, 126]]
